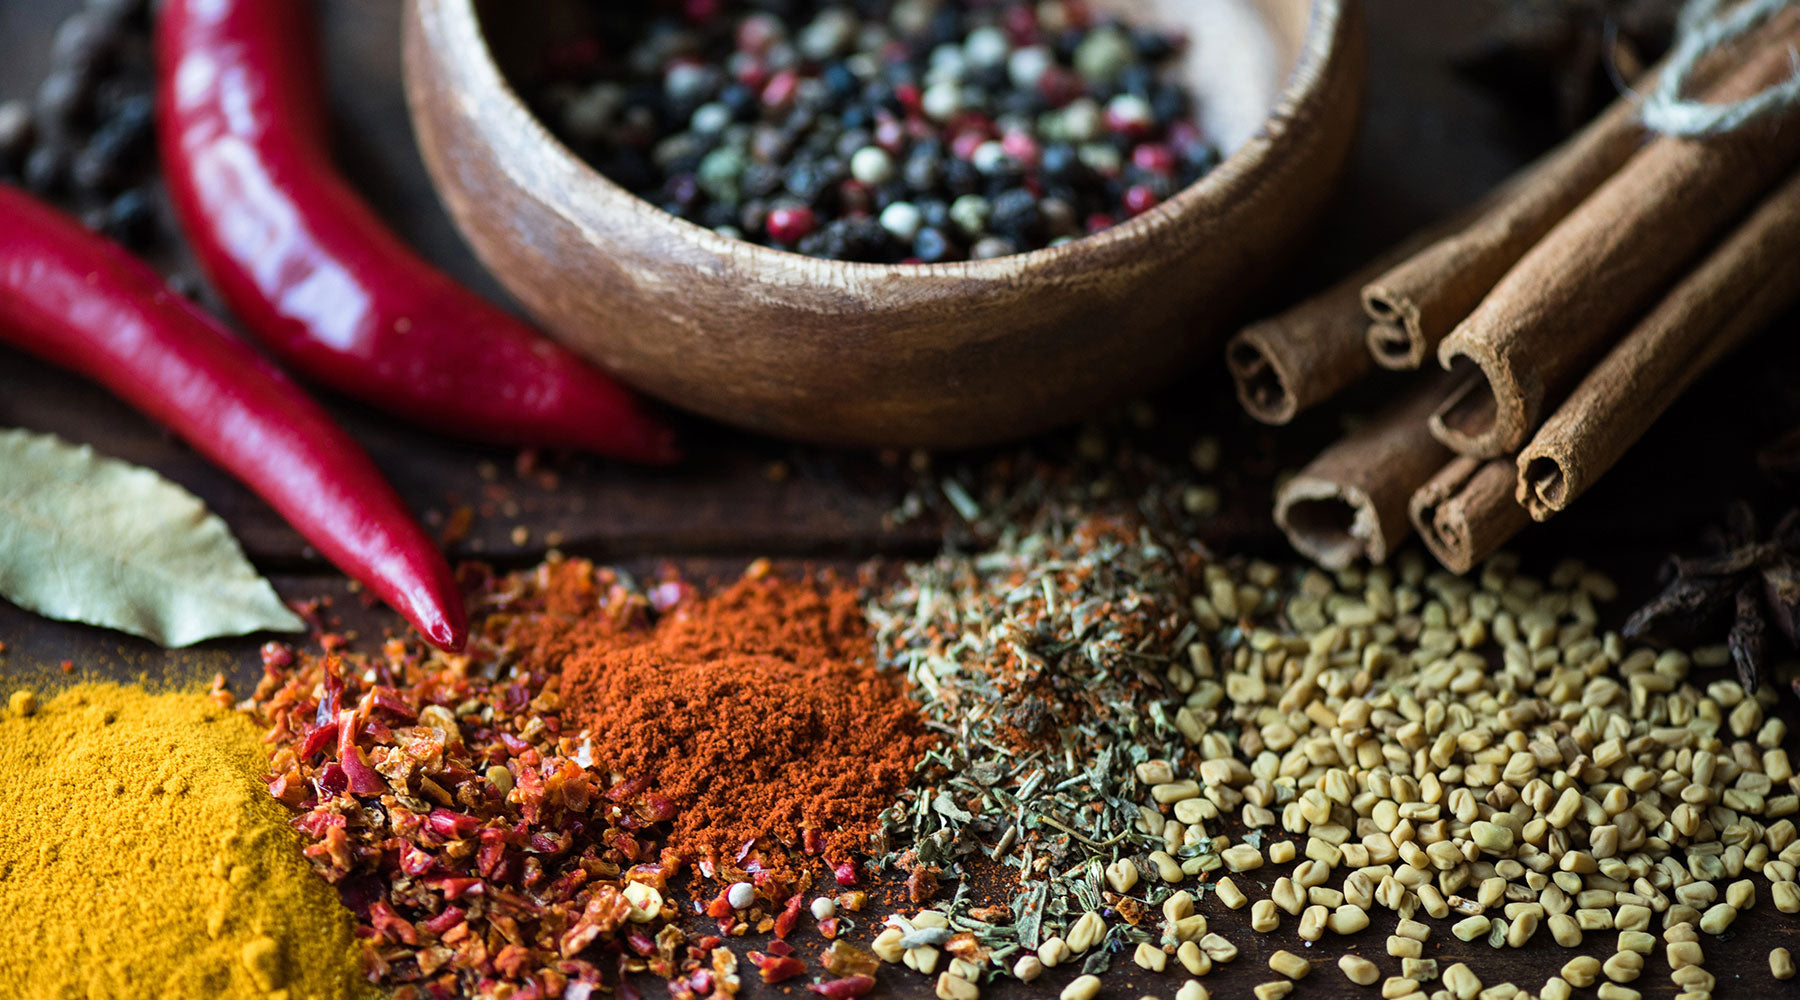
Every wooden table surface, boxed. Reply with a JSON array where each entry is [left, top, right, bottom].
[[2, 1, 1797, 997]]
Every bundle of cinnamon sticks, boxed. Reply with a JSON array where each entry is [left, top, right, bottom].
[[1237, 11, 1800, 573]]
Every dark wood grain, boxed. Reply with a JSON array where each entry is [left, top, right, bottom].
[[2, 1, 1798, 998]]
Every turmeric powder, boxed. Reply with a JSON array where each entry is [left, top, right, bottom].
[[0, 683, 369, 999]]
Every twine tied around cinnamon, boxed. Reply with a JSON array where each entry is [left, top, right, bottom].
[[1643, 0, 1800, 137]]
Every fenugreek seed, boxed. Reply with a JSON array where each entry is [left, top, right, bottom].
[[1135, 942, 1168, 973], [907, 947, 941, 975], [1601, 950, 1642, 983], [1773, 947, 1795, 980], [1402, 957, 1438, 982], [1154, 781, 1201, 804], [1540, 913, 1584, 942], [1616, 930, 1654, 954], [1381, 977, 1415, 999], [1177, 981, 1209, 1000], [1452, 915, 1490, 942], [1173, 915, 1208, 942], [1577, 908, 1615, 931], [1671, 964, 1714, 990], [1013, 955, 1043, 981], [1151, 851, 1186, 883], [1037, 937, 1070, 968], [1269, 839, 1297, 864], [1666, 940, 1704, 968], [1614, 904, 1651, 931], [1250, 899, 1280, 933], [1265, 950, 1310, 981], [1106, 858, 1140, 893], [1340, 955, 1380, 986], [1443, 962, 1481, 1000], [1199, 933, 1238, 963], [1216, 877, 1247, 910], [1298, 905, 1327, 942], [1271, 877, 1303, 915], [1541, 976, 1572, 1000], [1062, 975, 1102, 1000], [1470, 821, 1514, 855], [915, 910, 950, 928], [1595, 984, 1639, 1000], [1698, 902, 1736, 935], [1561, 956, 1601, 988], [936, 972, 980, 1000], [1318, 901, 1362, 935], [1222, 844, 1264, 872], [1177, 940, 1211, 976], [1164, 890, 1196, 925], [1775, 881, 1800, 913], [1067, 912, 1106, 954], [1388, 936, 1422, 959], [1726, 879, 1755, 910], [1396, 918, 1431, 942], [1666, 921, 1699, 944], [873, 927, 906, 962], [1505, 910, 1538, 947], [1418, 884, 1450, 919], [1253, 981, 1294, 1000]]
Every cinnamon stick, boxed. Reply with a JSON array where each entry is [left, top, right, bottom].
[[1227, 254, 1402, 426], [1361, 92, 1646, 370], [1274, 374, 1459, 569], [1228, 209, 1489, 425], [1518, 168, 1800, 520], [1409, 456, 1530, 574], [1430, 24, 1800, 459], [1356, 27, 1774, 373]]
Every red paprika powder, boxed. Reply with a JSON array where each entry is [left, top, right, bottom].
[[534, 562, 933, 873]]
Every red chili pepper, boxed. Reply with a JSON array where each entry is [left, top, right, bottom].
[[0, 184, 466, 650], [156, 0, 678, 462]]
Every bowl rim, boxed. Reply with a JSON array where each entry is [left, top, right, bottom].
[[430, 0, 1348, 281]]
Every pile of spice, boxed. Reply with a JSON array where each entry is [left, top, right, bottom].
[[865, 511, 1800, 1000], [867, 505, 1207, 917], [548, 562, 935, 870], [0, 682, 368, 999], [534, 0, 1218, 262], [249, 557, 930, 999]]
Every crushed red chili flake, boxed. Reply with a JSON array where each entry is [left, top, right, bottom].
[[249, 556, 932, 1000]]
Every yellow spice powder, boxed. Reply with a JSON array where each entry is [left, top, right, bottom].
[[0, 683, 369, 999]]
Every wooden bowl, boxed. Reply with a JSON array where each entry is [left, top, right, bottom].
[[402, 0, 1366, 448]]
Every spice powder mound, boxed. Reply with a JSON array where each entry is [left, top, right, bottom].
[[546, 565, 936, 871]]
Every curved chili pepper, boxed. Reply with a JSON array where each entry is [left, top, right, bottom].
[[156, 0, 678, 463], [0, 184, 467, 652]]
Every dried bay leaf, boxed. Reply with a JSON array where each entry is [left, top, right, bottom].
[[0, 428, 304, 646]]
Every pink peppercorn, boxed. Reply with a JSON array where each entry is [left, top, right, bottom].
[[1132, 143, 1177, 175], [762, 69, 800, 111], [1001, 131, 1041, 168], [1123, 185, 1161, 217], [894, 82, 923, 115], [766, 206, 816, 244], [951, 130, 988, 161]]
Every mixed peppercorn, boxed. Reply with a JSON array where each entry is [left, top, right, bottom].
[[0, 0, 162, 250], [534, 0, 1219, 262]]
